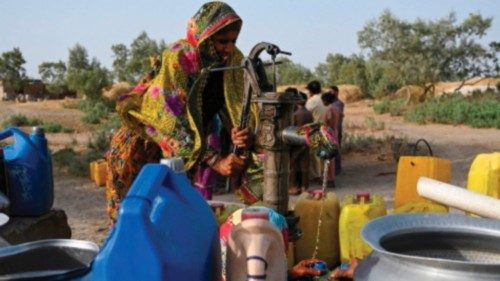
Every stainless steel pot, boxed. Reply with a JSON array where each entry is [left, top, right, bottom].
[[355, 214, 500, 281], [0, 239, 98, 280]]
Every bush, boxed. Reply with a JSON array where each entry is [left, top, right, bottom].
[[53, 147, 102, 177], [373, 98, 405, 116], [41, 122, 74, 133], [78, 100, 114, 124], [341, 133, 391, 154], [404, 90, 500, 128], [52, 113, 120, 177], [1, 114, 42, 128]]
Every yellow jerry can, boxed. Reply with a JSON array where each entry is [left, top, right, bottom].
[[394, 156, 451, 208], [392, 201, 448, 214], [90, 159, 107, 187], [339, 193, 386, 263], [294, 191, 340, 267], [467, 152, 500, 199]]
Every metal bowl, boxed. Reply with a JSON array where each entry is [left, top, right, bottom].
[[0, 239, 98, 280], [355, 213, 500, 281]]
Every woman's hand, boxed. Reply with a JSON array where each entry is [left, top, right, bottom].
[[231, 127, 252, 149], [288, 259, 322, 280], [212, 153, 246, 177]]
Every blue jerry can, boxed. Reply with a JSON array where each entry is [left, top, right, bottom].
[[0, 127, 53, 216], [90, 163, 221, 281]]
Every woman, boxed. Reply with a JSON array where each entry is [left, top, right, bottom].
[[106, 1, 257, 221]]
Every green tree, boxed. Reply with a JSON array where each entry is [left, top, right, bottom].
[[315, 53, 348, 86], [111, 43, 130, 82], [270, 57, 313, 85], [111, 32, 166, 83], [337, 55, 369, 93], [38, 61, 68, 97], [128, 31, 162, 82], [358, 10, 499, 97], [66, 44, 111, 100], [0, 48, 27, 93], [365, 58, 403, 98]]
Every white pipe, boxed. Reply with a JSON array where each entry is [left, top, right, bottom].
[[417, 177, 500, 219]]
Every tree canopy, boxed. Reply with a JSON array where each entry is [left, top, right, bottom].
[[0, 48, 27, 93], [111, 31, 166, 83], [38, 61, 68, 97], [358, 10, 499, 96]]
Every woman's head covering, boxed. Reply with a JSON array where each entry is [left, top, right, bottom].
[[185, 1, 242, 68], [186, 1, 242, 48]]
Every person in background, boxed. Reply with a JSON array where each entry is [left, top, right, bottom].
[[321, 92, 340, 187], [329, 85, 344, 175], [305, 80, 325, 183], [105, 1, 256, 222], [287, 88, 313, 195]]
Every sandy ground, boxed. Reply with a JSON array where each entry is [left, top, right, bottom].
[[0, 99, 499, 245]]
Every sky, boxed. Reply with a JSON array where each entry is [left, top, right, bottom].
[[1, 0, 499, 78]]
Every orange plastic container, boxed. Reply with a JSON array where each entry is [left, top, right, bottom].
[[394, 156, 451, 208], [339, 193, 386, 263], [294, 191, 340, 267], [467, 152, 500, 199], [90, 159, 107, 187]]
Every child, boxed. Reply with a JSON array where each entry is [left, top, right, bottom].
[[321, 93, 340, 187]]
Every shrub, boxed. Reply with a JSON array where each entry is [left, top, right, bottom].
[[404, 90, 500, 128], [41, 122, 74, 133], [373, 98, 405, 116], [365, 116, 385, 130], [53, 147, 102, 177], [341, 133, 391, 154], [1, 114, 42, 128], [79, 100, 113, 124]]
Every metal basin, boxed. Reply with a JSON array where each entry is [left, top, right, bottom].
[[0, 239, 98, 280], [355, 214, 500, 281]]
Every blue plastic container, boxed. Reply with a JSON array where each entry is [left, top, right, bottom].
[[0, 127, 53, 216], [90, 163, 221, 281]]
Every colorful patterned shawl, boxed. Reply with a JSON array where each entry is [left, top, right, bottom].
[[116, 1, 258, 171]]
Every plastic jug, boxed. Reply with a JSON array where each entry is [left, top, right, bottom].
[[394, 156, 450, 208], [91, 162, 221, 281], [0, 127, 53, 216], [339, 193, 386, 263], [467, 152, 500, 199], [226, 207, 287, 281], [294, 191, 340, 267], [89, 159, 107, 187]]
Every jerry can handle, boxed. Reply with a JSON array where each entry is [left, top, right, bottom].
[[125, 164, 169, 202], [413, 138, 433, 156], [0, 127, 48, 161], [0, 128, 14, 141]]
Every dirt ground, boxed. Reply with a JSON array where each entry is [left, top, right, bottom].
[[0, 99, 499, 245]]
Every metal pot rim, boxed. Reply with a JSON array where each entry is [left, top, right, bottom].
[[362, 213, 500, 267], [0, 238, 99, 257]]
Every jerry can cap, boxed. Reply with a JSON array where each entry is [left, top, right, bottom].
[[242, 208, 269, 221], [356, 192, 370, 201], [159, 158, 184, 172], [210, 203, 225, 212], [310, 261, 328, 275], [310, 189, 324, 200]]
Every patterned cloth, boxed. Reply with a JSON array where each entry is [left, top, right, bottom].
[[106, 1, 259, 220], [105, 126, 162, 221]]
